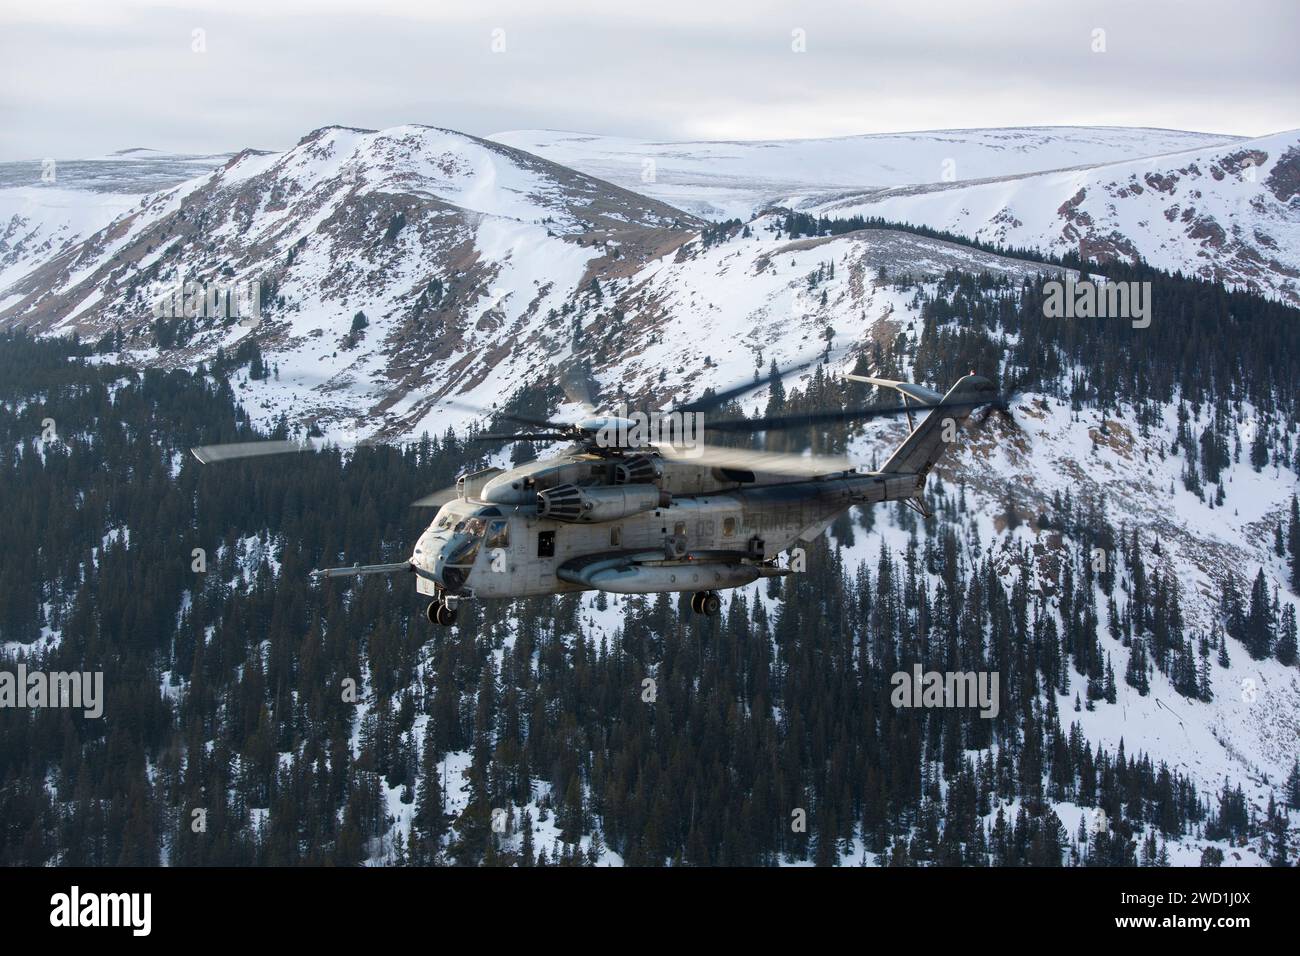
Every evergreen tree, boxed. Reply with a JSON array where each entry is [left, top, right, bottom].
[[1277, 603, 1298, 666], [1245, 569, 1274, 660]]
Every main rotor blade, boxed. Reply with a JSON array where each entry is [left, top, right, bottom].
[[671, 352, 824, 415], [702, 396, 999, 434], [411, 485, 460, 508], [473, 432, 570, 443], [440, 399, 569, 433], [191, 438, 318, 463], [656, 442, 854, 477]]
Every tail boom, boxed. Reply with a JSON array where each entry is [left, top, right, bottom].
[[873, 374, 997, 480]]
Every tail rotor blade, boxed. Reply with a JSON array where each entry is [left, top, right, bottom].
[[560, 364, 598, 414]]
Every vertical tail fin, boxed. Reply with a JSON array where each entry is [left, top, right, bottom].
[[863, 374, 998, 478]]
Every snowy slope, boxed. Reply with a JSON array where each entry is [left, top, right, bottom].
[[572, 217, 1068, 409], [2, 123, 1296, 867], [0, 149, 230, 303], [940, 395, 1300, 793], [472, 216, 1297, 864], [275, 197, 1300, 837], [606, 222, 1298, 812], [810, 130, 1300, 305], [489, 126, 1242, 221], [0, 148, 232, 194], [483, 257, 1300, 864], [0, 124, 700, 440]]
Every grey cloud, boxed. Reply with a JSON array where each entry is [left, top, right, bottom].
[[1, 0, 1296, 161]]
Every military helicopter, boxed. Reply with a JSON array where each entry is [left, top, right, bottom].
[[192, 364, 998, 626]]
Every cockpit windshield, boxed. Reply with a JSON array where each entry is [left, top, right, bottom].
[[434, 502, 498, 532], [454, 516, 489, 537], [438, 506, 504, 567], [444, 534, 481, 567]]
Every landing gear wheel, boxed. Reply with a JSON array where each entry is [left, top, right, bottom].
[[426, 600, 457, 626], [692, 591, 721, 617]]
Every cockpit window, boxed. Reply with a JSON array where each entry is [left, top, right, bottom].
[[454, 516, 489, 537], [445, 528, 483, 566], [435, 502, 497, 532], [435, 506, 504, 566], [444, 512, 501, 567]]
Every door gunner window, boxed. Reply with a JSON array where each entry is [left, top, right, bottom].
[[538, 531, 555, 558]]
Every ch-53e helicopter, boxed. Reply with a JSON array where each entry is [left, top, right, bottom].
[[192, 364, 998, 626]]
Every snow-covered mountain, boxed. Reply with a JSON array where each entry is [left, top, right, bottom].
[[0, 124, 699, 436], [0, 147, 232, 194], [809, 130, 1300, 306], [493, 125, 1300, 306], [489, 126, 1242, 221], [0, 148, 230, 294], [1, 122, 1296, 864]]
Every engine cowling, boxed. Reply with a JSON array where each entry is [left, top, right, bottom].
[[536, 483, 664, 523], [613, 454, 662, 485]]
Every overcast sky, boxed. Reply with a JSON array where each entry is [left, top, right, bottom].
[[2, 0, 1297, 160]]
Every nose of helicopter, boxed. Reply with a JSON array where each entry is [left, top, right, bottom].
[[412, 529, 450, 586], [412, 529, 473, 593]]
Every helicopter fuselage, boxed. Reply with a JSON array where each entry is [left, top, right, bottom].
[[286, 373, 996, 622], [411, 447, 920, 602]]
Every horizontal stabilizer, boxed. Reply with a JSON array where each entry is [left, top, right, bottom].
[[844, 374, 943, 406]]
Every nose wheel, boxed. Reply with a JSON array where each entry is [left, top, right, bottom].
[[425, 600, 457, 627], [690, 590, 721, 617]]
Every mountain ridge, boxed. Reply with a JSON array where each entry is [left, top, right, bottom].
[[808, 129, 1300, 305], [0, 120, 1296, 867], [490, 125, 1247, 220]]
